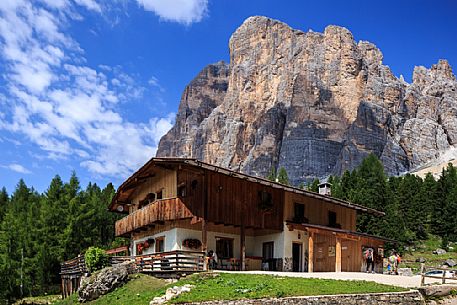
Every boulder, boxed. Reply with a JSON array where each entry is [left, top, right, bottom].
[[434, 248, 447, 255], [398, 268, 413, 276], [78, 262, 134, 302], [418, 284, 457, 297], [444, 259, 456, 267], [150, 284, 195, 305], [416, 257, 427, 263]]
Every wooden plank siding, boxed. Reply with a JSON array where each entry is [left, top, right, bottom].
[[115, 198, 193, 236], [177, 167, 284, 231], [313, 233, 336, 272], [284, 192, 356, 231], [129, 167, 177, 213]]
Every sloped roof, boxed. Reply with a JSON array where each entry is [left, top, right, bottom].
[[110, 157, 385, 216]]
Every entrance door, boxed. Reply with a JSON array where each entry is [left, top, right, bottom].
[[292, 243, 302, 272]]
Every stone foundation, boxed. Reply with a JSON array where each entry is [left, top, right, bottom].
[[184, 290, 425, 305]]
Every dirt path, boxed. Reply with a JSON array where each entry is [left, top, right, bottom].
[[218, 270, 426, 288]]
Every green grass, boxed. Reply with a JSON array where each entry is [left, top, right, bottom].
[[160, 273, 407, 304], [401, 236, 457, 272], [51, 272, 406, 305], [13, 294, 62, 305], [53, 273, 167, 305]]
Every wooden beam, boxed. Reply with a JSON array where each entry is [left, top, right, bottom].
[[335, 232, 360, 241], [335, 237, 342, 272], [308, 232, 314, 273], [202, 218, 207, 271], [240, 219, 246, 271], [202, 172, 209, 271]]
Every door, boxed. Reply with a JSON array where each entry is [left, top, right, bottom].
[[292, 243, 302, 272]]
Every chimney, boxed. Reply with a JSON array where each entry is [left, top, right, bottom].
[[318, 182, 331, 196]]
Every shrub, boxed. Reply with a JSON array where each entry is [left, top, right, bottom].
[[85, 247, 109, 273]]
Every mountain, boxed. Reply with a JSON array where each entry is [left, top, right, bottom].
[[157, 16, 457, 185]]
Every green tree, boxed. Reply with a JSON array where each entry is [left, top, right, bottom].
[[266, 167, 276, 182], [276, 167, 290, 185], [432, 164, 457, 247], [307, 178, 320, 192], [0, 187, 8, 224]]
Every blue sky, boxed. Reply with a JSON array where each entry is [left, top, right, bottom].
[[0, 0, 456, 194]]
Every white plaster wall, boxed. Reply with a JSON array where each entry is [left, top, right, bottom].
[[173, 228, 242, 257], [173, 228, 203, 251], [248, 233, 283, 258], [133, 228, 177, 255], [132, 222, 309, 272], [283, 223, 309, 271], [143, 227, 273, 259]]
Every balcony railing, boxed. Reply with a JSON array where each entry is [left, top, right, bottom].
[[135, 250, 205, 273], [115, 197, 194, 236]]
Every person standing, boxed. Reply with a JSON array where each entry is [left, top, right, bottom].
[[388, 253, 397, 275], [365, 248, 374, 273], [394, 252, 401, 275]]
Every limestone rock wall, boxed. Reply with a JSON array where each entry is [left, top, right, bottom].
[[157, 16, 457, 185]]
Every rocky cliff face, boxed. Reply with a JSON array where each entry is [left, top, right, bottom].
[[157, 16, 457, 185]]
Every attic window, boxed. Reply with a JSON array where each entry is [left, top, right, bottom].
[[258, 191, 273, 211], [328, 211, 341, 228], [293, 203, 307, 223]]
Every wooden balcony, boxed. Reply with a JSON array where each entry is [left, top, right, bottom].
[[115, 198, 194, 237]]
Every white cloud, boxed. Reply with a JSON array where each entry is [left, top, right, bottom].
[[137, 0, 208, 25], [2, 164, 32, 174], [0, 1, 174, 178], [73, 0, 102, 13]]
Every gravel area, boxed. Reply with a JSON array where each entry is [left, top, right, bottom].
[[217, 271, 425, 288]]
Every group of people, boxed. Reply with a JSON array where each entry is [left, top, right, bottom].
[[364, 248, 401, 274], [387, 252, 401, 275]]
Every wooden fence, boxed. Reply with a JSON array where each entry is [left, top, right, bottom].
[[135, 250, 205, 273], [60, 250, 204, 298], [60, 255, 87, 298], [420, 263, 457, 286]]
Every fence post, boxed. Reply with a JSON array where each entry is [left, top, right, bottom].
[[442, 269, 446, 284], [420, 263, 425, 286]]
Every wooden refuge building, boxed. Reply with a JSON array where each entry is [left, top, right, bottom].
[[109, 158, 389, 273]]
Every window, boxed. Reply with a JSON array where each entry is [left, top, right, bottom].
[[156, 189, 163, 200], [191, 179, 198, 190], [139, 193, 156, 209], [178, 184, 187, 197], [262, 242, 274, 260], [293, 203, 306, 223], [155, 236, 165, 252], [216, 237, 233, 258], [258, 191, 273, 210], [328, 211, 340, 228]]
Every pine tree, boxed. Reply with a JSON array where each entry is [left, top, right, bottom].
[[277, 167, 290, 185], [266, 167, 276, 181], [307, 178, 320, 192], [0, 187, 8, 223], [352, 154, 390, 235]]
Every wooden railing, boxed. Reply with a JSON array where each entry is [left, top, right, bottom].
[[115, 198, 194, 237], [60, 255, 87, 276], [135, 250, 205, 273], [60, 255, 134, 298], [420, 264, 457, 286]]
